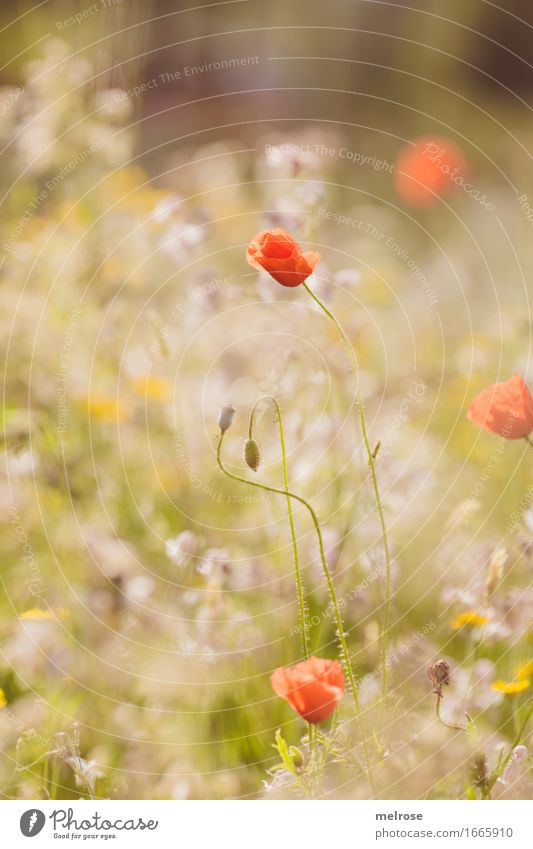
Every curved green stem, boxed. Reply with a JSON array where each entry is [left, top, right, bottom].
[[303, 281, 392, 705], [249, 395, 310, 659], [217, 431, 358, 704], [216, 430, 375, 787], [435, 696, 468, 732]]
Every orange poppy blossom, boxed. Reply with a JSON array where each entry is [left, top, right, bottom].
[[246, 228, 321, 287], [270, 656, 345, 723], [467, 374, 533, 440], [394, 135, 467, 208]]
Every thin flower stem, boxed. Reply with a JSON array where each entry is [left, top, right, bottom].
[[303, 281, 392, 705], [249, 396, 310, 659], [15, 751, 52, 772], [216, 430, 375, 788], [314, 729, 365, 775], [42, 751, 49, 798], [311, 504, 358, 652], [525, 434, 533, 448], [486, 699, 533, 795], [435, 696, 467, 732], [217, 430, 358, 703], [49, 754, 60, 801], [308, 723, 315, 760], [463, 624, 485, 711]]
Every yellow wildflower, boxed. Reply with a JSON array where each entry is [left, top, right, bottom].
[[20, 608, 69, 621], [20, 608, 53, 621], [492, 679, 530, 695], [0, 689, 6, 708], [130, 375, 171, 401], [451, 611, 488, 629], [514, 661, 533, 680], [84, 396, 129, 422]]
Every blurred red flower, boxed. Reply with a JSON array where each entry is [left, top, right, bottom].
[[270, 656, 345, 723], [467, 374, 533, 439], [247, 228, 320, 287], [395, 136, 467, 207]]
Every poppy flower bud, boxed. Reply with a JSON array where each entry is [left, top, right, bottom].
[[427, 658, 450, 698], [218, 404, 236, 433], [244, 437, 261, 471]]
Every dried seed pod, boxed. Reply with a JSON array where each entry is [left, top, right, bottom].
[[244, 437, 261, 472], [427, 658, 450, 698]]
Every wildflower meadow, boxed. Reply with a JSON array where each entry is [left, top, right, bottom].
[[0, 0, 532, 815]]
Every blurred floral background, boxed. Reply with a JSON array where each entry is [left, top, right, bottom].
[[0, 0, 532, 799]]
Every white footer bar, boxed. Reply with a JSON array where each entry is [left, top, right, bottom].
[[3, 799, 532, 848]]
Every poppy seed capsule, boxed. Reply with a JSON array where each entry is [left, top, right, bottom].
[[244, 438, 261, 472], [218, 404, 235, 433]]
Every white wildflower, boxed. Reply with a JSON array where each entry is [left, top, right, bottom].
[[165, 531, 202, 567]]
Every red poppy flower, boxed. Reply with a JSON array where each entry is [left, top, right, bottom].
[[247, 228, 320, 287], [395, 136, 467, 208], [467, 374, 533, 439], [270, 656, 345, 723]]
